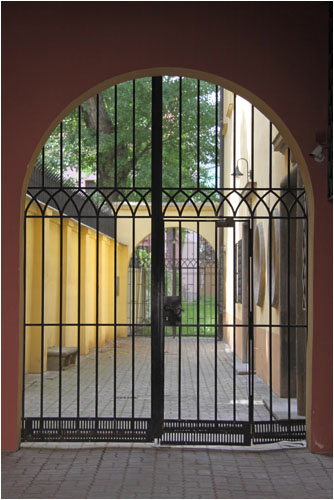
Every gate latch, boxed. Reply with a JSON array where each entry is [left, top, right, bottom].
[[164, 296, 182, 326], [216, 218, 235, 228]]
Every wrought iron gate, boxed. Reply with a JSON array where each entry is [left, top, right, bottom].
[[22, 76, 307, 444]]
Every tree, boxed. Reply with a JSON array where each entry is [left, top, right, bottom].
[[36, 77, 220, 201]]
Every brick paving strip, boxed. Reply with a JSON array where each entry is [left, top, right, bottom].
[[5, 337, 331, 498], [2, 443, 332, 499]]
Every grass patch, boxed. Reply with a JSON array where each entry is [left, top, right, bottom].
[[134, 297, 217, 337]]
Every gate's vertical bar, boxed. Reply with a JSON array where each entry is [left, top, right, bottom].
[[42, 146, 45, 188], [251, 106, 254, 187], [114, 85, 118, 417], [115, 85, 118, 188], [215, 85, 219, 190], [269, 120, 272, 189], [132, 78, 136, 419], [197, 79, 200, 419], [133, 80, 136, 188], [197, 80, 200, 189], [172, 228, 177, 338], [232, 94, 236, 190], [211, 261, 214, 334], [202, 259, 206, 332], [218, 87, 224, 341], [77, 105, 82, 421], [232, 94, 237, 422], [132, 219, 136, 418], [40, 147, 46, 427], [178, 221, 182, 419], [268, 215, 274, 421], [77, 215, 81, 420], [95, 94, 100, 420], [214, 222, 218, 421], [248, 220, 254, 432], [214, 85, 219, 419], [178, 79, 182, 418], [60, 122, 63, 189], [287, 148, 291, 423], [179, 77, 182, 189], [287, 145, 291, 189], [78, 107, 82, 188], [268, 122, 273, 421], [114, 219, 118, 418], [249, 106, 255, 432], [40, 214, 45, 424], [197, 220, 200, 420], [59, 217, 63, 421], [151, 76, 164, 439], [59, 121, 64, 422], [232, 222, 236, 421]]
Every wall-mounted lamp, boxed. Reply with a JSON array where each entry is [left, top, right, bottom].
[[309, 143, 328, 163], [231, 158, 252, 181]]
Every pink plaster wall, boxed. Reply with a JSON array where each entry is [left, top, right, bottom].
[[2, 2, 332, 452]]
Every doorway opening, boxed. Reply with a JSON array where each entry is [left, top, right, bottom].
[[22, 76, 307, 445]]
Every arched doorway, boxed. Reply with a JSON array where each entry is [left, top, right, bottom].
[[22, 75, 308, 445], [128, 229, 217, 338]]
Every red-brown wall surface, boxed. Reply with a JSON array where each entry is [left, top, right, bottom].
[[2, 2, 332, 452]]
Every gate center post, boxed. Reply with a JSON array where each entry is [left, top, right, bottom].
[[151, 76, 164, 440]]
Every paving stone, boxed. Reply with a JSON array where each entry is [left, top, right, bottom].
[[5, 445, 329, 500], [22, 337, 301, 422], [3, 338, 333, 499]]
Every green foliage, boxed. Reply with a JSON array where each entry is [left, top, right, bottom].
[[136, 297, 216, 337], [136, 247, 151, 270], [37, 77, 220, 198], [180, 297, 216, 336]]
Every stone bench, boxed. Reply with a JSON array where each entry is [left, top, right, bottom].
[[47, 346, 78, 371]]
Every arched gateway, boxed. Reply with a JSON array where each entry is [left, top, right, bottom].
[[22, 76, 308, 445]]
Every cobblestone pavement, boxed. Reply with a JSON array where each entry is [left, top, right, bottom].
[[24, 337, 299, 421], [2, 442, 332, 499]]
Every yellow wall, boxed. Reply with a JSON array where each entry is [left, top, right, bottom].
[[116, 243, 128, 338], [63, 219, 78, 349], [25, 202, 43, 373], [116, 205, 217, 265], [26, 197, 216, 375], [25, 198, 128, 373], [222, 90, 290, 394]]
